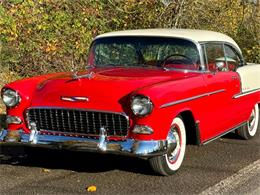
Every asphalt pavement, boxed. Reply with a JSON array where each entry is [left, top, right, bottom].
[[0, 131, 259, 195]]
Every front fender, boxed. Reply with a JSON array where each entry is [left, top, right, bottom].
[[130, 74, 206, 140]]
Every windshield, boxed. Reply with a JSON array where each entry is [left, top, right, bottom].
[[87, 37, 200, 70]]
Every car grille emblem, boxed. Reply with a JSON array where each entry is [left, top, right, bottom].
[[60, 96, 89, 102]]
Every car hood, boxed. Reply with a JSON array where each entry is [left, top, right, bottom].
[[23, 68, 199, 112]]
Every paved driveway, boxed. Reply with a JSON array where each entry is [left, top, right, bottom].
[[0, 131, 259, 194]]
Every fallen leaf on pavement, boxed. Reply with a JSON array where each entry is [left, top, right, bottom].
[[42, 168, 51, 173], [86, 185, 97, 192]]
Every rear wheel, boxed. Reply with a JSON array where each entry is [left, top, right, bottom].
[[237, 104, 259, 140], [149, 116, 186, 176]]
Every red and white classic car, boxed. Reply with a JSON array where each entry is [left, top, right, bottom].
[[1, 29, 259, 175]]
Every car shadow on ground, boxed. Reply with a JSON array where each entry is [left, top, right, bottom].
[[0, 145, 155, 175], [222, 131, 244, 140]]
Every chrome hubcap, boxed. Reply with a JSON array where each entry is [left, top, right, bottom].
[[167, 126, 181, 163]]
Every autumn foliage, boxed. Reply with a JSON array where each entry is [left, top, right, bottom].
[[0, 0, 259, 78]]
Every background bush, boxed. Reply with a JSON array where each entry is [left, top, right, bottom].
[[0, 0, 259, 78]]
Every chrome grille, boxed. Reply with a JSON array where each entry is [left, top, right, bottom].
[[27, 108, 129, 136]]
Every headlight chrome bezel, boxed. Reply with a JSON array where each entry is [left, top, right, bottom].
[[131, 95, 153, 117], [1, 88, 21, 107]]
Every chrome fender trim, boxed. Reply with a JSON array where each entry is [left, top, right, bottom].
[[160, 89, 226, 108], [233, 88, 260, 99]]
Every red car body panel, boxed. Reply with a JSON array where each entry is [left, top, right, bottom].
[[3, 66, 259, 143]]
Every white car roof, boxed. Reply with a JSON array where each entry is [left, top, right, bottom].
[[95, 29, 241, 53]]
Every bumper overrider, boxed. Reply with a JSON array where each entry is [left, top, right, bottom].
[[0, 126, 173, 158]]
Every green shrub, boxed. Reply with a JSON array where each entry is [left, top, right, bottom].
[[0, 0, 259, 78]]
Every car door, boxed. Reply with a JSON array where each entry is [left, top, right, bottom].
[[200, 42, 241, 141], [223, 44, 249, 124]]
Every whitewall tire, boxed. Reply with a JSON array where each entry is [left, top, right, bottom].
[[149, 116, 186, 176], [237, 104, 259, 139]]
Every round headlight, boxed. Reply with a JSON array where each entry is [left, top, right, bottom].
[[131, 95, 153, 116], [2, 89, 21, 107]]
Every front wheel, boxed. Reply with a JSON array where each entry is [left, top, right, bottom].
[[236, 104, 259, 140], [149, 116, 186, 176]]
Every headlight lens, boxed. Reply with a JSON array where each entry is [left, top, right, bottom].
[[2, 89, 20, 107], [131, 95, 153, 116]]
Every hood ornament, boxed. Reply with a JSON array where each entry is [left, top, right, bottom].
[[61, 96, 89, 102], [72, 71, 95, 80], [71, 63, 95, 80]]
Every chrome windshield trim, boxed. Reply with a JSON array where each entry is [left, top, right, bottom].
[[160, 89, 226, 108], [91, 36, 206, 72], [233, 88, 260, 99]]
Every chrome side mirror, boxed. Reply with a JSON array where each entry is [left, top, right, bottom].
[[216, 61, 225, 71]]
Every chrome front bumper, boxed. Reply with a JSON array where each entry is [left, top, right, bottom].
[[0, 130, 170, 158]]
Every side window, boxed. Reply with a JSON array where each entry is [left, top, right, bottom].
[[205, 43, 227, 72], [224, 45, 241, 71]]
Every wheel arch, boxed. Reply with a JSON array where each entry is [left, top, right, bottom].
[[178, 110, 200, 145]]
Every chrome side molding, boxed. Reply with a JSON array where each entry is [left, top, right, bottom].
[[160, 89, 226, 108], [233, 88, 260, 99]]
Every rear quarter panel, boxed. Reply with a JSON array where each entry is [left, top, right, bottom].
[[237, 63, 260, 93], [234, 63, 260, 124]]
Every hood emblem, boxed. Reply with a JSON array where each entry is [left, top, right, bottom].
[[61, 96, 89, 102]]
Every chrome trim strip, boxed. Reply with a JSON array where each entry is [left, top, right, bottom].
[[60, 96, 89, 102], [163, 68, 210, 74], [160, 89, 226, 108], [233, 88, 260, 99], [202, 121, 246, 145], [0, 130, 168, 158]]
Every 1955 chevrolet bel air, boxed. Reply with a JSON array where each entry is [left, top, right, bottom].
[[1, 29, 260, 175]]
